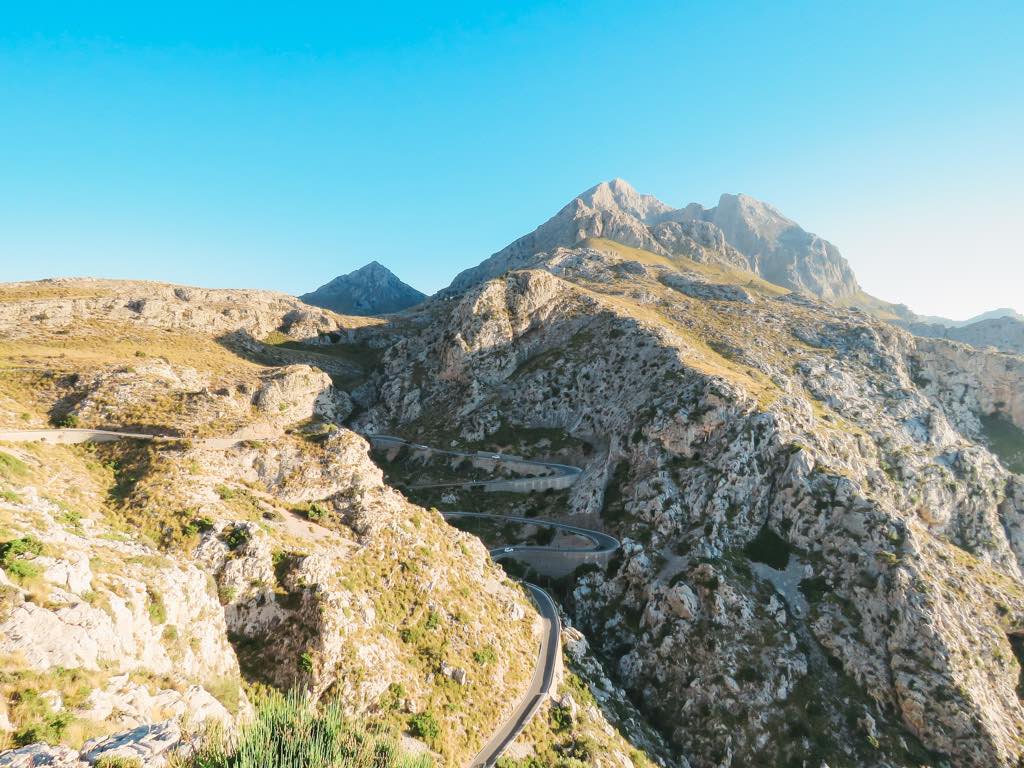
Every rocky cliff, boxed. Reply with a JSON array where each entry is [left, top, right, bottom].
[[361, 242, 1024, 768]]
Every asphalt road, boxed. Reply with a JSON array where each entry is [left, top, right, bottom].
[[0, 428, 260, 451], [467, 583, 561, 768], [0, 427, 164, 443], [366, 433, 582, 491], [442, 512, 619, 767], [442, 511, 620, 559]]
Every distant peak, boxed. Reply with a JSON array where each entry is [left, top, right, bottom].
[[301, 261, 426, 316]]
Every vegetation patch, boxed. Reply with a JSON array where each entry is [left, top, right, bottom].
[[744, 525, 791, 570], [184, 689, 431, 767], [0, 450, 29, 479], [0, 536, 44, 581]]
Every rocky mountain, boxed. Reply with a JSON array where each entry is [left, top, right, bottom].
[[301, 261, 426, 316], [2, 187, 1023, 768], [0, 278, 674, 768], [360, 237, 1024, 767], [448, 179, 860, 300]]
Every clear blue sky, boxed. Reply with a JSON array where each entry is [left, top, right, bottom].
[[1, 1, 1021, 319]]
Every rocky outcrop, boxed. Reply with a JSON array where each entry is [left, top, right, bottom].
[[43, 359, 349, 437], [301, 261, 426, 316], [0, 278, 349, 342]]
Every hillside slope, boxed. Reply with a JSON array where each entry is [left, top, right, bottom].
[[0, 278, 677, 768]]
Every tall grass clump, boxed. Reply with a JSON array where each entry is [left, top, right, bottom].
[[185, 690, 432, 768]]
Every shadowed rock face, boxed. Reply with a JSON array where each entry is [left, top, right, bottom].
[[301, 261, 425, 316], [447, 179, 860, 300]]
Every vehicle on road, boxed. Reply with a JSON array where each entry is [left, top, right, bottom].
[[503, 547, 515, 553], [491, 454, 501, 459]]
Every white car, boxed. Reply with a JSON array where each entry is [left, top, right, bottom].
[[491, 454, 501, 460], [503, 547, 515, 553]]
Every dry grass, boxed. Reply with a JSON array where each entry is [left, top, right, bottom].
[[0, 321, 259, 376]]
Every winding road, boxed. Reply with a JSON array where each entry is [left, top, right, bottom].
[[0, 428, 617, 768], [441, 512, 619, 768], [366, 434, 582, 492]]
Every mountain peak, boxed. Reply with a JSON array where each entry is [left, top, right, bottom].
[[447, 179, 860, 300], [578, 178, 673, 224], [300, 262, 425, 316]]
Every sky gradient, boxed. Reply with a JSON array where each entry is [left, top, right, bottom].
[[1, 2, 1021, 319]]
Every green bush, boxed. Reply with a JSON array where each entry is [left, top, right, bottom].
[[407, 711, 440, 745], [215, 485, 237, 501], [472, 646, 497, 665], [1, 536, 44, 581], [549, 704, 572, 732], [146, 587, 167, 624], [186, 689, 432, 768], [11, 688, 73, 746]]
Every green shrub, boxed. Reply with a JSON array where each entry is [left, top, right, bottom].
[[215, 485, 237, 500], [1, 536, 44, 581], [223, 525, 250, 550], [407, 712, 440, 745], [306, 503, 327, 522], [4, 559, 42, 580], [146, 587, 167, 624], [194, 516, 216, 533], [472, 646, 497, 665], [298, 651, 314, 674], [549, 704, 572, 732], [11, 688, 73, 746], [185, 689, 432, 767], [53, 414, 80, 428]]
